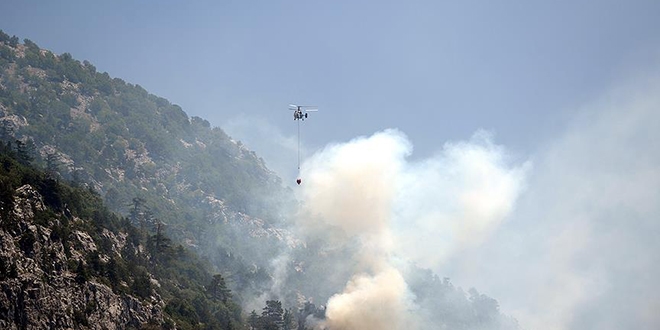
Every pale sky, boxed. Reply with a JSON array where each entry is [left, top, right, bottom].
[[3, 2, 660, 329], [2, 1, 659, 160]]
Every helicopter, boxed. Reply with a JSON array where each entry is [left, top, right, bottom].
[[289, 104, 318, 121], [288, 104, 318, 185]]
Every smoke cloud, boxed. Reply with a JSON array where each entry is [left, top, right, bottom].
[[296, 129, 528, 329], [324, 267, 413, 330], [299, 130, 414, 330], [231, 65, 660, 330], [395, 130, 530, 270], [291, 65, 660, 330], [457, 68, 660, 330]]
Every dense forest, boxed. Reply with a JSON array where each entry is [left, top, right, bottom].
[[0, 29, 295, 305], [0, 138, 333, 329], [0, 139, 244, 328], [0, 30, 520, 329]]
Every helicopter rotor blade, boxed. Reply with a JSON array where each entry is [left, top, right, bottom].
[[288, 104, 318, 111]]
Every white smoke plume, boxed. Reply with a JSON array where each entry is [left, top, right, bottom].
[[457, 68, 660, 330], [294, 65, 660, 328], [395, 130, 530, 270], [296, 129, 529, 330], [323, 267, 414, 330], [299, 130, 414, 330], [239, 64, 660, 330]]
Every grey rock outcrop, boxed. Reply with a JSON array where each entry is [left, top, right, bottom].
[[0, 185, 164, 329]]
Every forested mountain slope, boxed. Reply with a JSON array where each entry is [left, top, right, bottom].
[[0, 30, 296, 304], [0, 142, 243, 329], [0, 30, 521, 330]]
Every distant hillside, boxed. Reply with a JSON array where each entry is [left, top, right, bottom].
[[0, 31, 287, 216], [0, 141, 244, 329], [0, 30, 523, 330], [0, 30, 298, 303]]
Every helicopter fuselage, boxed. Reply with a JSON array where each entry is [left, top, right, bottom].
[[293, 110, 308, 120]]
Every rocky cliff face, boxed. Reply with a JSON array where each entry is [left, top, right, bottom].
[[0, 31, 301, 326], [0, 35, 296, 295], [0, 185, 164, 329]]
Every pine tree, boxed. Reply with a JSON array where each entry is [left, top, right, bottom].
[[261, 300, 284, 330], [248, 310, 260, 329], [207, 274, 231, 303]]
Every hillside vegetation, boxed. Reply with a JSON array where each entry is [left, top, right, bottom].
[[0, 140, 245, 329], [0, 30, 521, 330], [0, 30, 297, 304]]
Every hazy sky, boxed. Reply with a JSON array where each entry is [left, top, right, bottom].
[[2, 1, 659, 160], [2, 2, 660, 329]]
